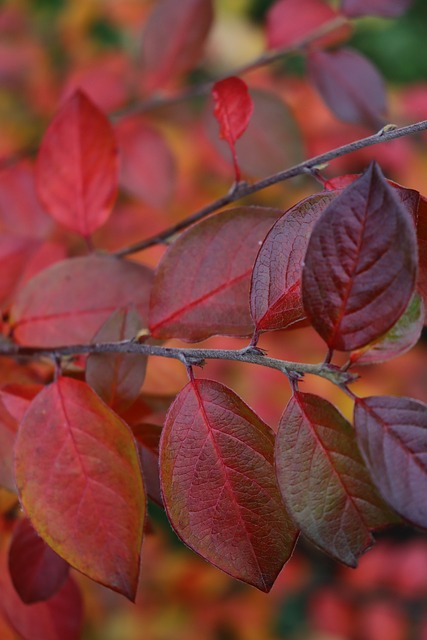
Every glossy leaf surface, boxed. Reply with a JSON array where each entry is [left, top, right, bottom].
[[302, 163, 417, 351], [251, 192, 337, 332], [160, 379, 298, 591], [36, 90, 118, 237], [266, 0, 338, 49], [276, 393, 398, 566], [14, 378, 145, 600], [149, 207, 280, 341], [8, 517, 70, 604], [354, 396, 427, 528], [341, 0, 412, 17], [308, 48, 386, 128], [11, 255, 153, 347]]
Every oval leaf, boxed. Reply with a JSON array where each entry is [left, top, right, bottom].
[[302, 162, 418, 351], [341, 0, 412, 18], [149, 207, 280, 341], [308, 48, 386, 128], [251, 192, 337, 332], [36, 90, 118, 237], [266, 0, 340, 49], [276, 392, 398, 567], [160, 379, 298, 591], [11, 255, 153, 347], [8, 517, 70, 604], [354, 395, 427, 529], [14, 378, 145, 600]]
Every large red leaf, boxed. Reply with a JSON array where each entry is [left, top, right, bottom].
[[149, 207, 280, 341], [14, 378, 145, 600], [86, 307, 147, 414], [275, 393, 398, 567], [302, 163, 417, 351], [11, 254, 153, 347], [308, 48, 386, 128], [36, 90, 118, 237], [341, 0, 412, 17], [250, 192, 337, 333], [8, 517, 69, 604], [354, 396, 427, 529], [142, 0, 213, 90], [133, 423, 162, 506], [160, 378, 298, 591], [266, 0, 340, 49], [212, 77, 253, 182]]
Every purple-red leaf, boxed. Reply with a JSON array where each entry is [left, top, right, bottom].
[[160, 379, 298, 591], [341, 0, 412, 18], [212, 77, 253, 181], [11, 255, 153, 347], [36, 90, 118, 237], [302, 163, 418, 351], [266, 0, 340, 49], [133, 423, 163, 506], [8, 517, 70, 604], [416, 196, 427, 309], [149, 207, 280, 341], [308, 48, 386, 128], [276, 392, 398, 567], [14, 378, 145, 600], [86, 307, 147, 414], [354, 395, 427, 529], [251, 192, 337, 332], [142, 0, 213, 90]]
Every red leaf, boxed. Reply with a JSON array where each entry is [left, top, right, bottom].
[[354, 395, 427, 528], [36, 90, 118, 237], [11, 254, 153, 347], [212, 77, 254, 181], [308, 48, 386, 128], [266, 0, 341, 49], [142, 0, 213, 90], [275, 392, 398, 567], [86, 307, 147, 414], [0, 398, 18, 492], [149, 207, 280, 341], [14, 378, 145, 600], [160, 378, 298, 591], [0, 235, 41, 307], [341, 0, 412, 17], [302, 163, 418, 351], [116, 117, 176, 208], [133, 423, 163, 506], [250, 192, 338, 333], [8, 517, 70, 604]]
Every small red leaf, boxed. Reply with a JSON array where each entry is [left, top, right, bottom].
[[308, 48, 386, 128], [133, 423, 162, 506], [8, 517, 69, 604], [266, 0, 341, 49], [341, 0, 412, 18], [142, 0, 213, 90], [212, 77, 254, 181], [86, 307, 147, 414], [14, 378, 145, 600], [354, 395, 427, 528], [160, 379, 298, 591], [36, 90, 118, 237], [302, 163, 418, 351], [275, 393, 398, 567], [149, 207, 280, 341], [250, 192, 338, 332], [11, 255, 153, 347]]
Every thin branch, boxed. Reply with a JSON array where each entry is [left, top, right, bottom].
[[113, 119, 427, 257], [0, 341, 357, 386]]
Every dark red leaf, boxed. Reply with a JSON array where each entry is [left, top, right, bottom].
[[341, 0, 412, 18], [133, 423, 163, 506], [8, 517, 69, 604], [86, 307, 147, 414], [11, 254, 153, 347], [36, 90, 118, 237], [14, 378, 145, 600], [354, 395, 427, 528], [212, 77, 254, 182], [142, 0, 213, 90], [149, 207, 280, 341], [276, 392, 398, 567], [250, 192, 338, 332], [160, 378, 298, 591], [308, 48, 386, 129], [302, 163, 418, 351], [266, 0, 342, 49]]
